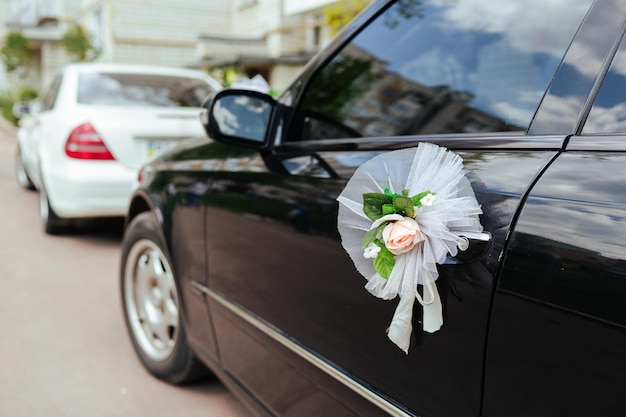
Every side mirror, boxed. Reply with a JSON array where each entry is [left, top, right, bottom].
[[201, 89, 275, 148], [12, 101, 32, 119]]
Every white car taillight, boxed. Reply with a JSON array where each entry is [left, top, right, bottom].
[[65, 122, 115, 160]]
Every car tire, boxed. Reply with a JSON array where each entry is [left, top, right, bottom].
[[15, 147, 35, 190], [120, 212, 209, 384], [40, 182, 72, 235]]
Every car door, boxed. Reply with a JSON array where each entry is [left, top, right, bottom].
[[484, 14, 626, 416], [202, 0, 598, 416]]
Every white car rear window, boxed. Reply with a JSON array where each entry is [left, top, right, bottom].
[[77, 72, 213, 107]]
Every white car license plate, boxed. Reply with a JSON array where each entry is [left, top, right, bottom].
[[147, 140, 177, 157]]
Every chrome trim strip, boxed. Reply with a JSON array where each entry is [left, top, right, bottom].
[[191, 281, 412, 417], [455, 231, 491, 242]]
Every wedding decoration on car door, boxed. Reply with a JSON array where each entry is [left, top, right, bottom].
[[337, 143, 483, 353]]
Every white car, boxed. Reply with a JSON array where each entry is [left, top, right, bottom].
[[14, 63, 221, 234]]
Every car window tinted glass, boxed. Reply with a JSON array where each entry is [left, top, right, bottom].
[[294, 0, 592, 141], [77, 73, 214, 107], [40, 74, 62, 112], [582, 34, 626, 134]]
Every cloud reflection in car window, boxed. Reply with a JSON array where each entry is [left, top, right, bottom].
[[297, 0, 593, 141]]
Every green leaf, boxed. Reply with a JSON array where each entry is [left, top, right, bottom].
[[411, 190, 435, 207], [382, 204, 397, 216], [384, 188, 397, 199], [361, 228, 378, 248], [373, 244, 395, 279], [393, 195, 414, 217], [363, 192, 391, 221]]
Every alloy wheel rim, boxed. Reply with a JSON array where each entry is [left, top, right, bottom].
[[124, 239, 179, 361]]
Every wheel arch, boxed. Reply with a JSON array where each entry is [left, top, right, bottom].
[[125, 191, 173, 255], [126, 187, 171, 229], [126, 192, 153, 227]]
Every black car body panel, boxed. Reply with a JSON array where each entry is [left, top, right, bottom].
[[485, 152, 626, 416], [123, 0, 626, 416]]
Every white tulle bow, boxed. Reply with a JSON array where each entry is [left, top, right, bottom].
[[337, 143, 483, 353]]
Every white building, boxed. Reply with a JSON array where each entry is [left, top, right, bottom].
[[196, 0, 339, 91], [0, 0, 344, 94]]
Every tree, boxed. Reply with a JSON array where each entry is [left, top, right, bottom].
[[61, 24, 95, 62], [324, 0, 425, 34], [324, 0, 369, 35], [383, 0, 424, 29], [300, 55, 376, 120], [1, 32, 32, 74]]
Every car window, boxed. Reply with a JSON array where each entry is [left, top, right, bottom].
[[77, 72, 214, 107], [582, 32, 626, 134], [39, 74, 62, 112], [292, 0, 593, 141]]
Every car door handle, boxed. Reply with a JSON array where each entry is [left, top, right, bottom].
[[444, 231, 492, 264]]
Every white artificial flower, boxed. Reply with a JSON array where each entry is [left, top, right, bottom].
[[363, 242, 381, 259], [420, 193, 435, 207]]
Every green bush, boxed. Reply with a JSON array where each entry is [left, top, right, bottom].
[[0, 87, 38, 126], [61, 25, 95, 62], [1, 32, 32, 74], [19, 86, 38, 101], [0, 92, 16, 125]]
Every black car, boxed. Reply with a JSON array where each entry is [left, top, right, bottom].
[[119, 0, 626, 416]]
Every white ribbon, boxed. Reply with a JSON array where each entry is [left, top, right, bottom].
[[387, 281, 443, 354], [422, 281, 443, 333], [387, 295, 415, 354]]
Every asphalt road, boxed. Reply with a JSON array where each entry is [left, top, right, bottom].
[[0, 122, 253, 417]]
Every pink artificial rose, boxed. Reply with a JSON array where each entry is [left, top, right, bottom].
[[382, 217, 424, 255]]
